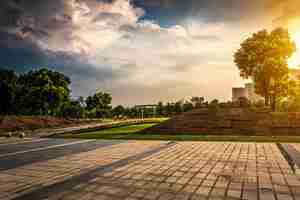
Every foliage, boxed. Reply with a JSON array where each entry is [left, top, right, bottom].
[[0, 68, 113, 119], [182, 101, 194, 112], [191, 96, 205, 108], [156, 101, 164, 116], [0, 68, 71, 115], [277, 85, 300, 112], [0, 69, 18, 114], [85, 91, 112, 118], [61, 100, 85, 119], [234, 28, 296, 111], [17, 68, 71, 115], [112, 105, 126, 118], [208, 99, 220, 113]]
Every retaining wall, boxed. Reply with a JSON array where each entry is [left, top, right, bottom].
[[145, 108, 300, 135]]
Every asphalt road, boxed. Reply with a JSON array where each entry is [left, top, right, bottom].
[[0, 138, 122, 171]]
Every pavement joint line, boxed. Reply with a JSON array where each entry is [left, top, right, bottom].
[[0, 138, 49, 146], [13, 142, 176, 200], [0, 139, 96, 158]]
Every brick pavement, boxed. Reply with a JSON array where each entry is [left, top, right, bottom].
[[0, 141, 166, 200], [1, 142, 300, 200]]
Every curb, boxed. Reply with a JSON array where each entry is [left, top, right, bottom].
[[277, 143, 300, 175]]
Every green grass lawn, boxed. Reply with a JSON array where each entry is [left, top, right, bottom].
[[60, 123, 300, 142], [61, 123, 158, 139]]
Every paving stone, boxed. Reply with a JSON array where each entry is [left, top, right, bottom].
[[3, 142, 300, 200]]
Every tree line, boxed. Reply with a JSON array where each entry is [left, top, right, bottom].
[[0, 68, 213, 118], [2, 66, 300, 120], [0, 68, 113, 118]]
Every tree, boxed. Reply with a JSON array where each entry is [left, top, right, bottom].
[[234, 28, 296, 111], [77, 96, 86, 107], [174, 101, 183, 113], [17, 68, 71, 115], [0, 69, 18, 114], [165, 102, 173, 116], [208, 99, 220, 113], [182, 101, 193, 112], [157, 101, 164, 116], [278, 77, 300, 112], [85, 96, 95, 110], [112, 105, 126, 118], [61, 100, 84, 119], [191, 97, 204, 108], [86, 92, 112, 110], [86, 91, 112, 118]]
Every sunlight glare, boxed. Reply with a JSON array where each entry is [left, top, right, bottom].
[[288, 20, 300, 69]]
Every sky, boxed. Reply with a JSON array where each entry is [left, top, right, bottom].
[[1, 0, 300, 106]]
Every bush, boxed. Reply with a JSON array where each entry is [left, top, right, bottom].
[[61, 101, 84, 119], [208, 99, 220, 113], [238, 97, 251, 108]]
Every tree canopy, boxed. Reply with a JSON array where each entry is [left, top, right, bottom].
[[85, 91, 112, 118], [17, 68, 71, 115], [0, 68, 201, 118], [0, 69, 18, 114], [234, 28, 296, 110]]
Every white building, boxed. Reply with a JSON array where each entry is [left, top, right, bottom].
[[232, 83, 262, 102]]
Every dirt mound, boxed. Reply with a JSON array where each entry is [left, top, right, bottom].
[[0, 116, 73, 133]]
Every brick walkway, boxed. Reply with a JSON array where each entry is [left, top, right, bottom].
[[1, 142, 300, 200], [0, 141, 166, 200]]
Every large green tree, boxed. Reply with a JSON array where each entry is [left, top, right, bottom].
[[17, 68, 71, 115], [86, 91, 112, 118], [86, 92, 112, 110], [234, 28, 296, 111], [112, 105, 126, 117], [0, 69, 18, 114]]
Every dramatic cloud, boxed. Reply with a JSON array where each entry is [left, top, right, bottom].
[[133, 0, 264, 25], [0, 0, 299, 105]]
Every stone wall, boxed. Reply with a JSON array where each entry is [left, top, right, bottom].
[[145, 108, 300, 135]]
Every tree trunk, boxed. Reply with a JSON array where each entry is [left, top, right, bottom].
[[265, 94, 270, 106], [271, 96, 276, 111]]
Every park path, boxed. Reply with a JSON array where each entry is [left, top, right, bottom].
[[1, 138, 300, 199]]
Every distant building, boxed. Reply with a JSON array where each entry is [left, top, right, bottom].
[[232, 69, 300, 103], [232, 87, 247, 102], [134, 104, 158, 119], [232, 83, 262, 102]]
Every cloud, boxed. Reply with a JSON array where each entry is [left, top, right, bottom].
[[0, 0, 259, 105], [0, 31, 123, 89], [265, 0, 300, 27], [133, 0, 264, 25]]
